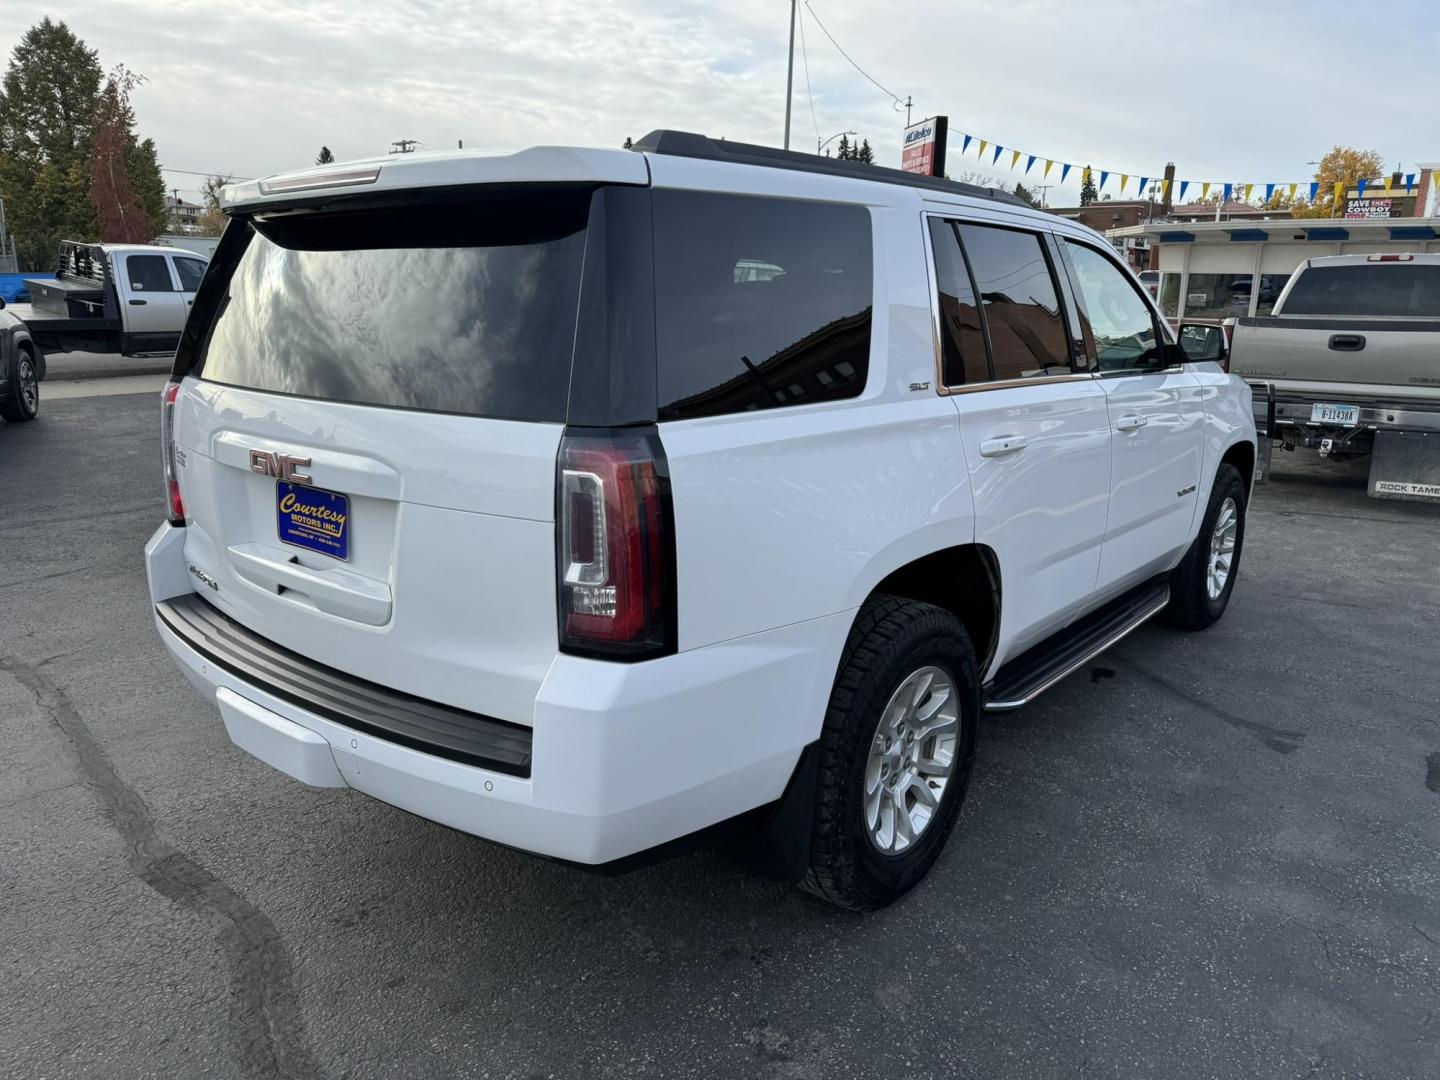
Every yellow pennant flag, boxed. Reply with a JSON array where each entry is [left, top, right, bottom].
[[1162, 177, 1171, 198], [1010, 149, 1021, 171], [1043, 159, 1054, 180], [1120, 174, 1128, 194], [1384, 175, 1394, 195], [1288, 183, 1297, 201], [1434, 172, 1440, 192], [1202, 182, 1211, 200], [1243, 183, 1253, 202], [977, 139, 988, 159], [1334, 181, 1345, 203]]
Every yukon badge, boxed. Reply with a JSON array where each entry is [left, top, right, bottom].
[[249, 449, 312, 484]]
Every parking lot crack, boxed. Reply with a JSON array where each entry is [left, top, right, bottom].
[[1118, 663, 1306, 754], [0, 658, 326, 1080]]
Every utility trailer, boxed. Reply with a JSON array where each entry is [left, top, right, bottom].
[[20, 240, 209, 360]]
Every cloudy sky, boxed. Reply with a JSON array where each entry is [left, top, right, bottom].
[[5, 0, 1436, 204]]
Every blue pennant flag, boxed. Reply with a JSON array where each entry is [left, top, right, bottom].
[[1060, 163, 1072, 183], [1025, 155, 1036, 174], [1309, 182, 1319, 201], [1222, 183, 1232, 203], [1405, 172, 1415, 193], [1264, 183, 1274, 203], [1179, 180, 1190, 201], [961, 134, 972, 155], [1356, 178, 1367, 197], [1138, 176, 1148, 195], [993, 144, 1004, 165], [1099, 170, 1109, 190]]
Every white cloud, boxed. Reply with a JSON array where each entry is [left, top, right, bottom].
[[7, 0, 1435, 202]]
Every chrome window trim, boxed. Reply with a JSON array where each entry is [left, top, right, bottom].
[[921, 211, 1096, 397]]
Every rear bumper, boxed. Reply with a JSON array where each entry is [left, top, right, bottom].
[[146, 523, 849, 865]]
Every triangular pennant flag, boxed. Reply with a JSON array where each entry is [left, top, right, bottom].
[[1433, 172, 1439, 192], [1383, 175, 1393, 195], [1162, 178, 1172, 199], [1309, 182, 1319, 201], [1405, 173, 1415, 193], [1044, 159, 1054, 180], [1138, 177, 1149, 196], [992, 144, 1004, 165], [1099, 170, 1109, 190], [1120, 174, 1129, 194], [1264, 183, 1275, 203], [1202, 182, 1211, 200], [1356, 178, 1367, 198], [1288, 183, 1297, 201], [1026, 155, 1036, 174], [1179, 180, 1189, 201], [1243, 183, 1253, 202], [1222, 183, 1232, 203], [977, 139, 988, 159], [1333, 181, 1345, 203], [961, 134, 972, 155], [1060, 163, 1072, 183]]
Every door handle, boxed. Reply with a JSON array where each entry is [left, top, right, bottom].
[[1328, 334, 1365, 352], [978, 434, 1027, 458], [1115, 414, 1148, 433], [128, 298, 147, 306]]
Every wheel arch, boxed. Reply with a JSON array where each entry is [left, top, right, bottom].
[[1220, 438, 1255, 493], [861, 543, 1002, 677]]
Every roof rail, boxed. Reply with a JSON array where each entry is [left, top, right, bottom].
[[632, 130, 1027, 208]]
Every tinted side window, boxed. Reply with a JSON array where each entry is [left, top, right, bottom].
[[653, 191, 872, 421], [954, 224, 1070, 381], [174, 257, 206, 292], [1282, 264, 1440, 317], [127, 254, 175, 292], [1063, 241, 1163, 372], [928, 219, 990, 386]]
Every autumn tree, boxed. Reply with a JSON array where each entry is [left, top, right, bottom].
[[1291, 146, 1385, 219], [89, 65, 165, 243]]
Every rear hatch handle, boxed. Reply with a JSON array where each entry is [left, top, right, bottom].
[[227, 543, 392, 626], [1328, 333, 1365, 352]]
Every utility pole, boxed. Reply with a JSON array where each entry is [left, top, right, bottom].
[[1034, 184, 1053, 210], [903, 96, 913, 127], [783, 0, 796, 150]]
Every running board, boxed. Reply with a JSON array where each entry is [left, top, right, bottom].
[[983, 578, 1170, 713]]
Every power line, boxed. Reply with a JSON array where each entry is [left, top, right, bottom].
[[796, 3, 820, 150], [803, 1, 904, 109], [161, 167, 253, 180]]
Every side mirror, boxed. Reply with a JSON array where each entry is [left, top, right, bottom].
[[1178, 322, 1227, 365]]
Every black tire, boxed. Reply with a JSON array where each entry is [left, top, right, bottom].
[[1165, 463, 1246, 630], [0, 345, 39, 423], [802, 595, 979, 911]]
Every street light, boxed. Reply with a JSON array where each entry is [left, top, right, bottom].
[[819, 130, 857, 155]]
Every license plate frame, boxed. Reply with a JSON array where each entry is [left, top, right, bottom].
[[275, 480, 350, 561], [1311, 402, 1360, 427]]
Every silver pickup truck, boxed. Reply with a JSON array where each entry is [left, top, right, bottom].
[[1228, 252, 1440, 502]]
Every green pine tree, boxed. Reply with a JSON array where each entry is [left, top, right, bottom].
[[836, 134, 851, 161], [0, 18, 103, 268], [1079, 166, 1098, 206], [316, 145, 335, 164], [857, 138, 874, 164]]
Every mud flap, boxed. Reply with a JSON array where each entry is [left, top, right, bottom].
[[1368, 430, 1440, 503], [1249, 380, 1275, 483]]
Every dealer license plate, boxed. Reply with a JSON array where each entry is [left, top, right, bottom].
[[276, 481, 350, 560], [1311, 403, 1360, 427]]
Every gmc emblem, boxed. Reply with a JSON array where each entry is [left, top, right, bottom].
[[249, 449, 312, 484]]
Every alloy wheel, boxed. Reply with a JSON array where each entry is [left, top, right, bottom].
[[1207, 496, 1238, 599], [863, 665, 960, 855]]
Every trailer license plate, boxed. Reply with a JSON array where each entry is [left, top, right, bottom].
[[276, 481, 350, 560], [1311, 403, 1359, 427]]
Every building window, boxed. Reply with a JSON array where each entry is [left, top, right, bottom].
[[1183, 274, 1252, 319]]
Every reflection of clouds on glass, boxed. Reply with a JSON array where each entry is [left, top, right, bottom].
[[203, 229, 584, 420]]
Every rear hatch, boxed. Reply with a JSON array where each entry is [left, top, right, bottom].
[[172, 187, 601, 725]]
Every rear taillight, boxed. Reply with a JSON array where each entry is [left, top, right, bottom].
[[161, 379, 186, 525], [557, 428, 675, 661]]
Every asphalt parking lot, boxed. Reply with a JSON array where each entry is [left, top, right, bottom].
[[2, 387, 1437, 1080]]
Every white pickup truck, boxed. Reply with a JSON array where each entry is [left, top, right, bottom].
[[1228, 253, 1440, 502], [19, 241, 209, 361]]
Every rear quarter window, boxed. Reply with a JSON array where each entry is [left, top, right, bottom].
[[652, 191, 873, 421]]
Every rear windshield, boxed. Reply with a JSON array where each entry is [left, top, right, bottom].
[[194, 191, 590, 421], [1282, 263, 1440, 317]]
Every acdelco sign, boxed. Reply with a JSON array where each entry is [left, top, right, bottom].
[[900, 115, 948, 177]]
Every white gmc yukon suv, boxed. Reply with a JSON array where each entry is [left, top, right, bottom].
[[146, 132, 1258, 909]]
